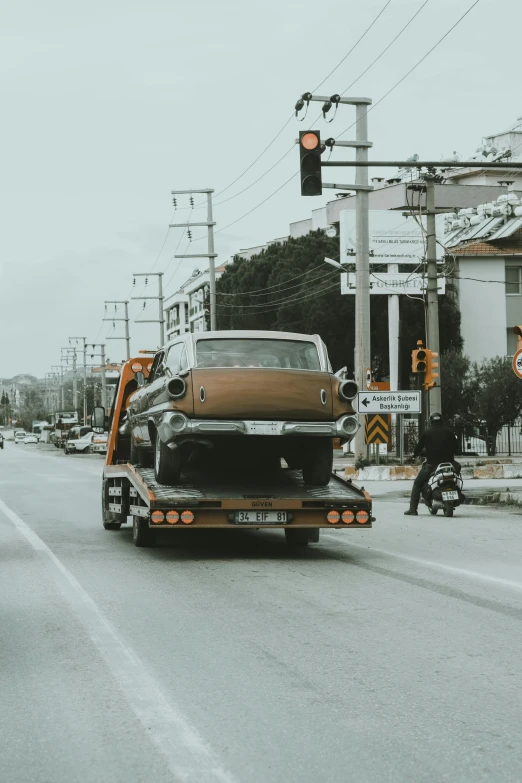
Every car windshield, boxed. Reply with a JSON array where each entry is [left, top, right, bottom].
[[195, 338, 322, 371]]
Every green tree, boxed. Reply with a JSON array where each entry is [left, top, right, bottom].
[[19, 386, 47, 430], [217, 230, 463, 378], [468, 357, 522, 455]]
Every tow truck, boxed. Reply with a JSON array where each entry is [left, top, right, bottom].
[[94, 356, 374, 547]]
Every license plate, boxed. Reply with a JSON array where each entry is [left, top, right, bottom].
[[234, 511, 288, 524], [246, 422, 281, 435], [442, 491, 459, 501]]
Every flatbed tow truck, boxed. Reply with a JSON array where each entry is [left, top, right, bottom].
[[98, 357, 374, 547]]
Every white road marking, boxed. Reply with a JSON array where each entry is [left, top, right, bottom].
[[322, 535, 522, 592], [0, 496, 235, 783]]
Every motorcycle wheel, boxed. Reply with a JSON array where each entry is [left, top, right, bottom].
[[443, 503, 454, 518], [429, 507, 438, 515]]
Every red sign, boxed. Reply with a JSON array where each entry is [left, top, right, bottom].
[[513, 349, 522, 379]]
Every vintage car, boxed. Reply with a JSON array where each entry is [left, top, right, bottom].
[[126, 330, 359, 486]]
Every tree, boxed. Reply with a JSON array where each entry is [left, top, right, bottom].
[[440, 350, 472, 424], [468, 357, 522, 455], [19, 387, 47, 430], [217, 230, 463, 378]]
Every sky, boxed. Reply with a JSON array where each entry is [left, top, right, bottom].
[[0, 0, 519, 378]]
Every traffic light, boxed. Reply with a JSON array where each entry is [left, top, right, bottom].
[[411, 340, 427, 373], [424, 350, 439, 390], [299, 131, 322, 196]]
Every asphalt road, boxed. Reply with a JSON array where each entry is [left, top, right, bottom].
[[1, 443, 522, 783]]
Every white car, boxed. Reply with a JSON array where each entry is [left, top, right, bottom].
[[14, 431, 27, 444], [23, 434, 38, 444], [65, 431, 94, 454]]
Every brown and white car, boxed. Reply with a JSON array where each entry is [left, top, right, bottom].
[[126, 330, 359, 486]]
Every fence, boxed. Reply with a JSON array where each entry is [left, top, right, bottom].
[[382, 422, 522, 458]]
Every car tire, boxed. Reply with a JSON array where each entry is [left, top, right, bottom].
[[154, 434, 181, 485], [302, 440, 333, 487], [133, 515, 153, 547]]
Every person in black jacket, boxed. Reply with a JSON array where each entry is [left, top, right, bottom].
[[405, 411, 460, 516]]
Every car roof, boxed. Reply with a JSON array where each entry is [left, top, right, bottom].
[[165, 330, 324, 350]]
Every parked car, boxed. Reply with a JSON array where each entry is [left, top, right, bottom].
[[126, 330, 359, 486], [91, 432, 108, 454], [23, 434, 39, 444], [14, 430, 27, 444], [65, 431, 95, 454]]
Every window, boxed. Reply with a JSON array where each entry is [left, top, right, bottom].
[[149, 351, 165, 381], [506, 266, 521, 294], [166, 343, 187, 375], [195, 338, 322, 371]]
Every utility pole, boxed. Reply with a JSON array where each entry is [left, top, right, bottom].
[[132, 273, 165, 346], [103, 300, 131, 359], [88, 344, 107, 409], [424, 172, 441, 416], [69, 337, 87, 424], [52, 365, 65, 409], [170, 189, 218, 331], [61, 347, 78, 413]]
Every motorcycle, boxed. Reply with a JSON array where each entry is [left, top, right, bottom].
[[424, 462, 464, 517]]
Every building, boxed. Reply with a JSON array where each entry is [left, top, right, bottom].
[[444, 191, 522, 362], [164, 266, 226, 340]]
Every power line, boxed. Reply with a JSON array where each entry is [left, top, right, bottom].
[[337, 0, 482, 138], [216, 279, 342, 314], [216, 273, 340, 309], [217, 265, 339, 298]]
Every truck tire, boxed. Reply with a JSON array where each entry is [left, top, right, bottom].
[[302, 440, 333, 487], [285, 528, 320, 546], [154, 436, 181, 485], [132, 515, 153, 547]]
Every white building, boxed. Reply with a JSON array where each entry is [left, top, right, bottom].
[[444, 192, 522, 362], [164, 266, 226, 339]]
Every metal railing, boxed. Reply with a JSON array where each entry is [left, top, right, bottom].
[[383, 422, 522, 458]]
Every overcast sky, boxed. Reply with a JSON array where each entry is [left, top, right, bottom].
[[0, 0, 518, 377]]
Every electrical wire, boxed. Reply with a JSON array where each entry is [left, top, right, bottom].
[[217, 266, 339, 299], [217, 254, 342, 296], [216, 279, 342, 313], [336, 0, 482, 140]]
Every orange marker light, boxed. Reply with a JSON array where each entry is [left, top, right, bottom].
[[327, 510, 340, 524], [356, 510, 369, 525], [166, 510, 179, 525], [181, 510, 194, 525], [342, 510, 355, 524], [301, 132, 320, 150], [151, 511, 165, 525]]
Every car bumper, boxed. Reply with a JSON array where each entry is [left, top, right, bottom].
[[157, 412, 360, 444]]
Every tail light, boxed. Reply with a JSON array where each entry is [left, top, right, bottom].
[[167, 377, 187, 400], [338, 379, 358, 401], [342, 510, 354, 524], [166, 510, 179, 525], [356, 510, 369, 524], [151, 511, 164, 525], [327, 510, 340, 524], [181, 510, 194, 525]]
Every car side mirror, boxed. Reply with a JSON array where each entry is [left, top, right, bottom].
[[134, 371, 146, 388], [92, 406, 105, 433]]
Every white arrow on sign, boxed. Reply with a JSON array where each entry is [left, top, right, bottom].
[[357, 390, 422, 415]]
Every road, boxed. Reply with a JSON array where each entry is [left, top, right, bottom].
[[1, 443, 522, 783]]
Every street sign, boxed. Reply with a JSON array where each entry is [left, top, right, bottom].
[[357, 390, 422, 414], [341, 272, 446, 295], [365, 414, 389, 445], [513, 349, 522, 379]]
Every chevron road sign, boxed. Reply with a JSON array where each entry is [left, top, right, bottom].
[[357, 390, 422, 414], [365, 414, 389, 445]]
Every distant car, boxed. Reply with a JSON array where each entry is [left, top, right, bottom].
[[23, 434, 38, 444], [65, 431, 94, 454], [14, 430, 27, 444], [127, 330, 359, 486], [91, 432, 108, 454]]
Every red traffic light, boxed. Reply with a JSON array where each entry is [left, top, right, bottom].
[[301, 132, 320, 151]]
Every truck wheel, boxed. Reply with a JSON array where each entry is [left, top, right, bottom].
[[103, 521, 121, 530], [285, 528, 320, 546], [132, 515, 153, 547], [302, 440, 333, 486], [154, 436, 181, 485]]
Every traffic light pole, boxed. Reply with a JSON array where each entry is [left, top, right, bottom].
[[424, 173, 441, 416]]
